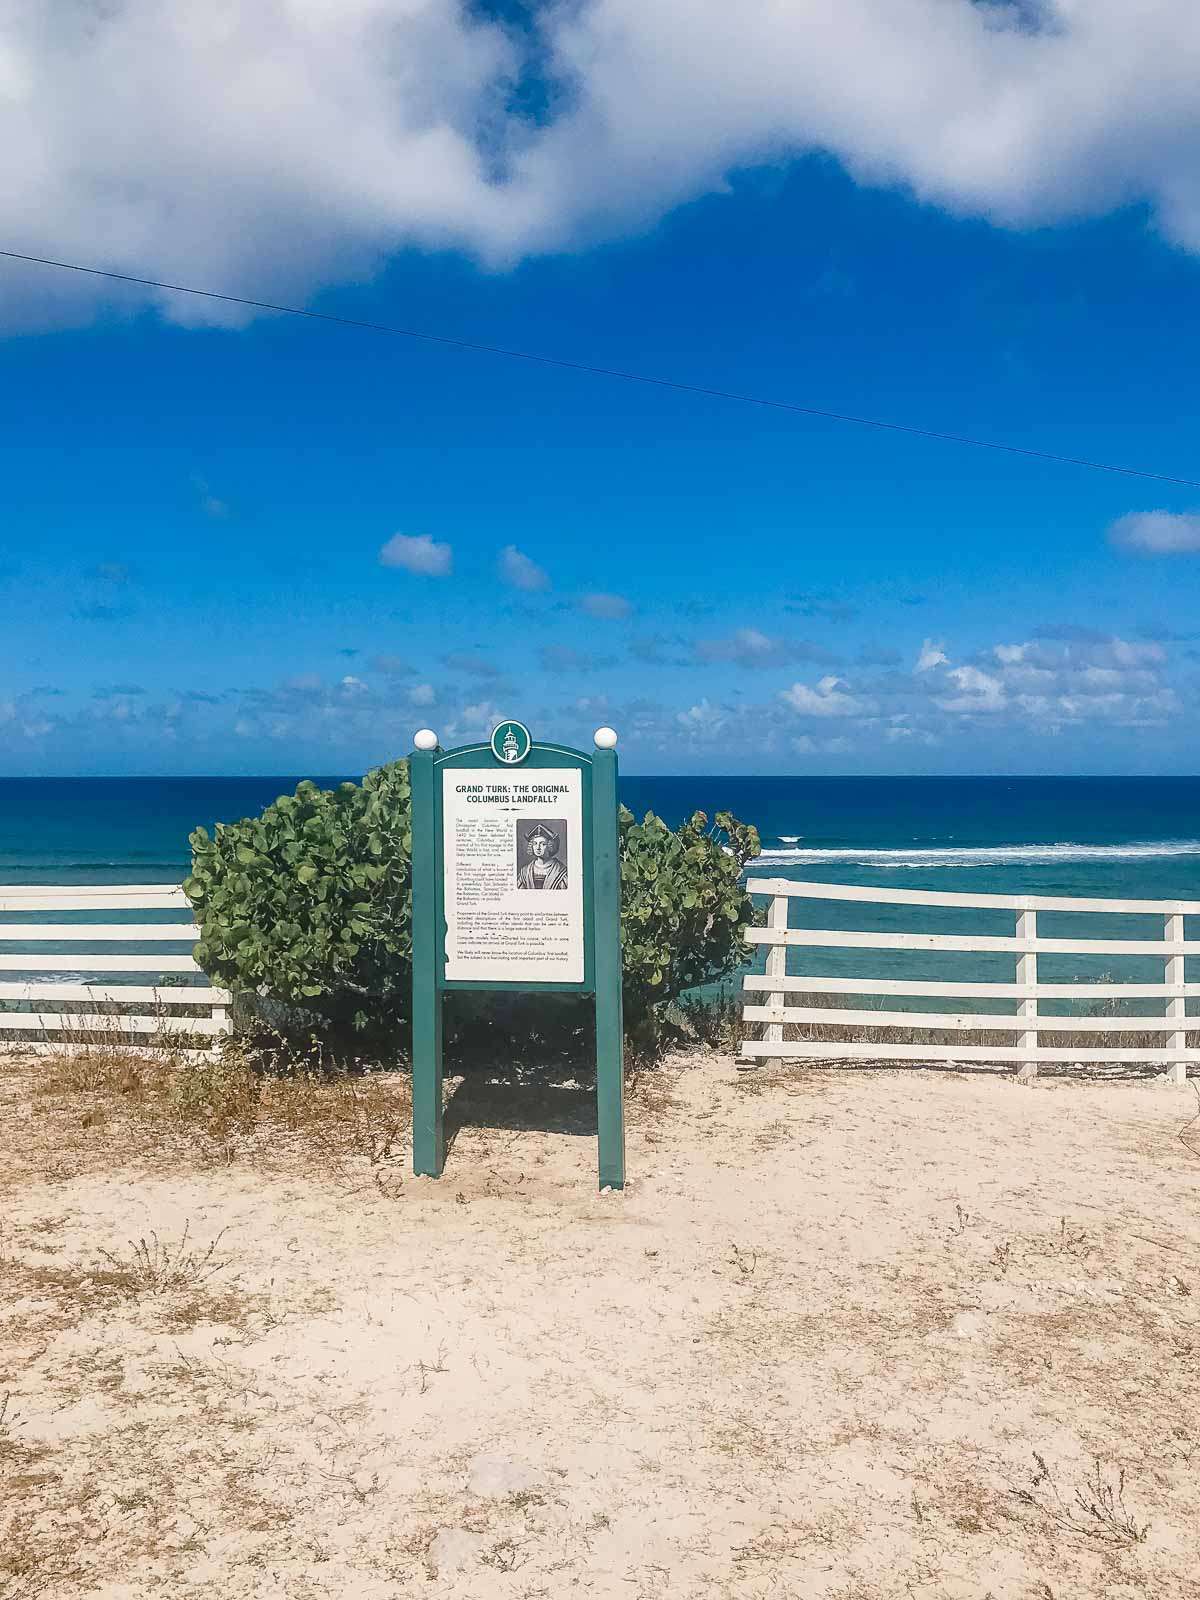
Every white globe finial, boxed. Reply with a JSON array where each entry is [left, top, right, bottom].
[[413, 728, 439, 751], [593, 726, 618, 750]]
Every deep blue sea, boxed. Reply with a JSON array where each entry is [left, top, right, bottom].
[[3, 774, 1200, 898], [4, 775, 1200, 995]]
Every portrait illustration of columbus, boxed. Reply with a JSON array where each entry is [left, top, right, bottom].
[[516, 821, 568, 890]]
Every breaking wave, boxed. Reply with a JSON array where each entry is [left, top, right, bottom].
[[755, 840, 1200, 869]]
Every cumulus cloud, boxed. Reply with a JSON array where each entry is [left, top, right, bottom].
[[780, 675, 875, 718], [498, 544, 551, 592], [915, 634, 1177, 728], [529, 0, 1200, 255], [915, 638, 949, 672], [676, 697, 726, 735], [579, 592, 632, 620], [937, 663, 1007, 714], [10, 3, 1200, 330], [379, 533, 453, 576], [1108, 510, 1200, 554]]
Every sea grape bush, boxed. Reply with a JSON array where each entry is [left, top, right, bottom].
[[185, 760, 760, 1048], [185, 761, 413, 1037], [618, 806, 760, 1041]]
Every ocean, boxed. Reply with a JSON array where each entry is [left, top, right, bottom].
[[3, 775, 1200, 995], [3, 774, 1200, 898]]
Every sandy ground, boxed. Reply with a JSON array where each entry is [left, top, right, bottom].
[[2, 1051, 1200, 1600]]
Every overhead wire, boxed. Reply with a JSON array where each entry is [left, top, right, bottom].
[[2, 246, 1197, 490]]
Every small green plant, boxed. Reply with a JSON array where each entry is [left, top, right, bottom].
[[166, 1055, 262, 1134]]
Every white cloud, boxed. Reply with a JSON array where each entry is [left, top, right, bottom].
[[498, 544, 551, 591], [915, 638, 949, 673], [676, 697, 726, 735], [781, 674, 874, 718], [408, 682, 436, 706], [1109, 510, 1200, 554], [917, 634, 1177, 727], [379, 532, 453, 577], [579, 592, 632, 620], [455, 702, 506, 738], [938, 664, 1007, 714], [533, 0, 1200, 256], [10, 4, 1200, 330], [994, 643, 1027, 665], [0, 3, 528, 328]]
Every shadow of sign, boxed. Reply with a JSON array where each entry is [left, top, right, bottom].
[[442, 1062, 598, 1153]]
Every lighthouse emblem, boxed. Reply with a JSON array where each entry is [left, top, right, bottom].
[[489, 720, 532, 766]]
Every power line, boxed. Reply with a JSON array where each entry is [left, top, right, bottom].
[[3, 245, 1198, 490]]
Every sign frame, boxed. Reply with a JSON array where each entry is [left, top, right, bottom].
[[409, 725, 625, 1190]]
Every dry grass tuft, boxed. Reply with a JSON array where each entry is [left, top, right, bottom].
[[96, 1221, 231, 1297], [626, 1064, 684, 1122], [0, 1037, 413, 1194], [35, 1048, 175, 1098], [1009, 1452, 1150, 1548], [0, 1519, 83, 1600]]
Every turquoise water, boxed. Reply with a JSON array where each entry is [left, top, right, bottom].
[[4, 774, 1200, 896], [3, 775, 1200, 998]]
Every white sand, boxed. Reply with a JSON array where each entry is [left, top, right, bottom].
[[3, 1054, 1199, 1597]]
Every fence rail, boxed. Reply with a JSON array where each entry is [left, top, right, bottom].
[[740, 876, 1198, 1081], [0, 884, 228, 1057]]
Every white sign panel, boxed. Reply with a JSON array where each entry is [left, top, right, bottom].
[[442, 767, 584, 983]]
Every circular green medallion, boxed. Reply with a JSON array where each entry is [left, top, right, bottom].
[[490, 720, 532, 765]]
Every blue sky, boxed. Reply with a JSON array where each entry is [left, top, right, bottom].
[[3, 2, 1200, 776]]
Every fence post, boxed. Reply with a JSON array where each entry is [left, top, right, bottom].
[[1016, 907, 1037, 1081], [210, 1000, 229, 1054], [1165, 912, 1187, 1085], [761, 891, 789, 1069]]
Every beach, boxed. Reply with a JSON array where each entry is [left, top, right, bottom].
[[3, 1048, 1199, 1598]]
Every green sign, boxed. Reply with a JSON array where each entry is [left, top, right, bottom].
[[409, 722, 625, 1190]]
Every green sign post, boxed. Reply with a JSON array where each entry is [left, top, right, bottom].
[[409, 723, 625, 1190]]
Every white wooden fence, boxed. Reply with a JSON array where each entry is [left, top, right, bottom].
[[741, 877, 1200, 1081], [0, 883, 229, 1055]]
